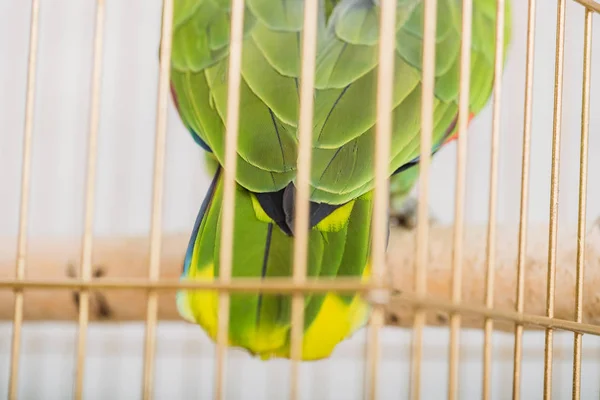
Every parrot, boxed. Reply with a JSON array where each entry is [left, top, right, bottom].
[[169, 0, 512, 361]]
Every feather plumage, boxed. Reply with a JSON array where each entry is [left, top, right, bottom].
[[171, 0, 512, 360]]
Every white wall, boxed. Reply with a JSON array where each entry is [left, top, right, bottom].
[[1, 0, 599, 399]]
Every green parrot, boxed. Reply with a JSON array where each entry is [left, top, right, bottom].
[[170, 0, 512, 361]]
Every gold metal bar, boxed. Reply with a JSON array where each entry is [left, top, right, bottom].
[[6, 278, 600, 335], [4, 274, 600, 336], [8, 1, 40, 398], [213, 0, 245, 398], [572, 0, 600, 14], [543, 0, 566, 398], [289, 0, 319, 398], [364, 0, 397, 398], [512, 0, 536, 398], [410, 0, 437, 398], [389, 293, 600, 336], [448, 0, 472, 398], [572, 8, 593, 400], [141, 1, 174, 399], [73, 1, 105, 398], [0, 277, 376, 292], [483, 0, 505, 398]]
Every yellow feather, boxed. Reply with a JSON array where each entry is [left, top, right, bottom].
[[314, 199, 356, 232], [178, 178, 372, 360], [249, 193, 275, 223], [179, 260, 372, 360], [270, 262, 372, 361]]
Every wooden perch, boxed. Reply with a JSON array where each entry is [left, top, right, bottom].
[[1, 219, 600, 333]]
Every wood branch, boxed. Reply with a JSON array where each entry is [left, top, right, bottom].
[[1, 219, 600, 333], [384, 218, 600, 332]]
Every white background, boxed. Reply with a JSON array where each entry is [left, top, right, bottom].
[[1, 0, 600, 398]]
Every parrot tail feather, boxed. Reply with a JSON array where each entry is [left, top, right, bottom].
[[177, 167, 375, 360]]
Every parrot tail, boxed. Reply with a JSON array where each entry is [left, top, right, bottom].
[[177, 166, 375, 361]]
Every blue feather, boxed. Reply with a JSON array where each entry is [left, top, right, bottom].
[[189, 128, 214, 153]]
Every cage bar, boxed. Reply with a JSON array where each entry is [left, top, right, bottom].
[[8, 1, 40, 399], [448, 0, 473, 398], [0, 277, 373, 292], [410, 0, 437, 398], [512, 0, 536, 398], [363, 0, 398, 398], [73, 1, 105, 398], [140, 1, 174, 399], [543, 0, 567, 398], [5, 275, 600, 334], [2, 1, 600, 399], [573, 0, 600, 13], [212, 0, 246, 398], [572, 7, 593, 400], [289, 0, 319, 398], [482, 0, 506, 398]]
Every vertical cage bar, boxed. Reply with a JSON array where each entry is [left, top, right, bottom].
[[410, 0, 437, 398], [512, 0, 536, 398], [213, 0, 245, 398], [543, 0, 566, 398], [448, 0, 472, 398], [8, 1, 40, 399], [141, 0, 174, 398], [289, 0, 319, 398], [482, 0, 505, 398], [73, 1, 105, 398], [572, 7, 592, 400], [365, 0, 397, 398]]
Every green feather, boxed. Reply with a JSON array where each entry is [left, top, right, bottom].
[[205, 59, 298, 175], [178, 167, 373, 359], [171, 0, 513, 361], [313, 56, 420, 149], [242, 37, 300, 126], [247, 0, 306, 31], [335, 192, 373, 304], [251, 21, 302, 78]]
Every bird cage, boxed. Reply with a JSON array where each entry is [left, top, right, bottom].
[[1, 0, 599, 399]]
